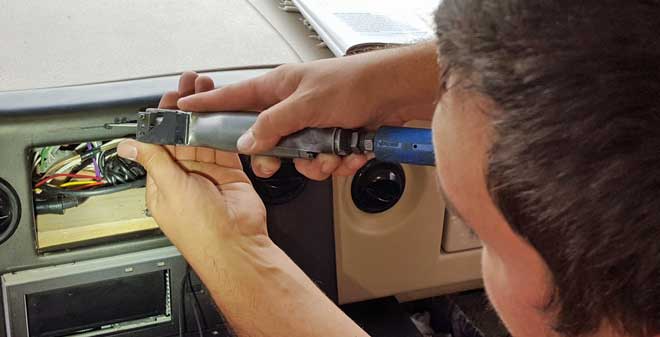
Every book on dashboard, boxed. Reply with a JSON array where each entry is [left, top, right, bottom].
[[288, 0, 438, 56]]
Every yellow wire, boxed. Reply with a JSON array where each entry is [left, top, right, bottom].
[[57, 180, 100, 188]]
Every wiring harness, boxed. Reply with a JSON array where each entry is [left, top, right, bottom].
[[32, 140, 147, 215]]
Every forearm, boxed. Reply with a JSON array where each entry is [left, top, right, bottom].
[[185, 236, 368, 337], [353, 41, 442, 121]]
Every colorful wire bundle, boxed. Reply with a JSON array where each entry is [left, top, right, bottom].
[[32, 141, 147, 214], [34, 173, 99, 188]]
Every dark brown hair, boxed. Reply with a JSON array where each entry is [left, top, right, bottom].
[[435, 1, 660, 336]]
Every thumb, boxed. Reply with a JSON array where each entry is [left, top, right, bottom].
[[117, 139, 186, 195], [237, 97, 309, 154]]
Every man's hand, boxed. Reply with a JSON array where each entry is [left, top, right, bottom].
[[178, 42, 441, 180], [117, 72, 369, 337], [118, 72, 268, 252]]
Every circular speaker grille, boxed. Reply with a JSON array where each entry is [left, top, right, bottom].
[[0, 178, 20, 244]]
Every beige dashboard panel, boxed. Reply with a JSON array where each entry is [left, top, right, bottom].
[[334, 162, 483, 304], [247, 0, 334, 62], [442, 211, 483, 253], [0, 0, 302, 91]]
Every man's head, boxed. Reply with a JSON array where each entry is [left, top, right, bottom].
[[431, 1, 660, 336]]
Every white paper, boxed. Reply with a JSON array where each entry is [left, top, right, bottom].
[[292, 0, 439, 56]]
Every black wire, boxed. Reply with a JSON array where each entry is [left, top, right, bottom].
[[40, 178, 146, 197], [179, 268, 188, 337], [187, 267, 209, 331], [186, 265, 205, 337], [98, 148, 146, 185], [179, 264, 205, 337], [34, 196, 88, 215]]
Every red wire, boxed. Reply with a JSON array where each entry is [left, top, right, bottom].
[[34, 173, 99, 188], [72, 182, 105, 190]]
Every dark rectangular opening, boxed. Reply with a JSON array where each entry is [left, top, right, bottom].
[[26, 270, 169, 337], [31, 141, 162, 253]]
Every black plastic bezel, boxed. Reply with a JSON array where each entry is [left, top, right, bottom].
[[0, 177, 21, 245]]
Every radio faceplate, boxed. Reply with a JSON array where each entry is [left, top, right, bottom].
[[2, 246, 184, 337]]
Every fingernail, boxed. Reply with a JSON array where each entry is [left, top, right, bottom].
[[254, 162, 274, 176], [237, 130, 255, 153], [177, 98, 191, 110], [117, 141, 138, 160]]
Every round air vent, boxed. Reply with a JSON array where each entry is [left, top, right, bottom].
[[0, 178, 20, 245], [240, 156, 307, 206], [351, 159, 406, 213]]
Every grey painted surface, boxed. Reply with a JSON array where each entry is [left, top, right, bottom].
[[0, 0, 301, 91]]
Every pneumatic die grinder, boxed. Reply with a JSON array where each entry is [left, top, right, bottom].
[[132, 108, 435, 166]]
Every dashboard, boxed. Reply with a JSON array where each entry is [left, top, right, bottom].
[[0, 0, 482, 336]]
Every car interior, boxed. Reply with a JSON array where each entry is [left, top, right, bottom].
[[0, 1, 502, 336]]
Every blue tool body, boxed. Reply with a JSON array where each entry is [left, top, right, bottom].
[[373, 126, 435, 166]]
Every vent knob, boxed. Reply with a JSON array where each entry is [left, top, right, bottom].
[[351, 160, 405, 213]]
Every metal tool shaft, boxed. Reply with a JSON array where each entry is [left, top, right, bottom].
[[188, 112, 338, 159]]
